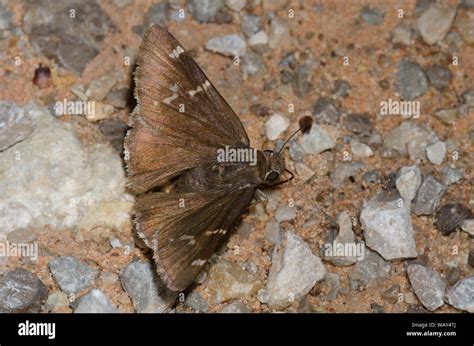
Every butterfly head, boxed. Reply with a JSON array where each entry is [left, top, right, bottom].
[[262, 149, 286, 185]]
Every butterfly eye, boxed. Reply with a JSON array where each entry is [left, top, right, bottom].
[[265, 171, 279, 182]]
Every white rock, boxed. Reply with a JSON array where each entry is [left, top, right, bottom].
[[426, 141, 446, 165], [416, 3, 456, 45], [264, 113, 289, 141], [445, 276, 474, 312], [299, 125, 335, 155], [248, 30, 268, 46], [206, 34, 246, 57], [268, 17, 290, 49], [74, 289, 119, 313], [461, 219, 474, 236], [350, 139, 373, 158], [0, 104, 133, 236], [360, 190, 417, 260], [396, 165, 422, 202], [266, 231, 327, 309], [225, 0, 246, 12]]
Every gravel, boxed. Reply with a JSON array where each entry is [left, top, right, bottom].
[[49, 256, 98, 294], [74, 289, 119, 313], [396, 59, 429, 101], [264, 113, 290, 141], [396, 165, 422, 202], [407, 264, 446, 311], [445, 276, 474, 312], [299, 125, 335, 155], [416, 3, 456, 45], [206, 34, 246, 57], [414, 175, 447, 215], [188, 0, 224, 23], [435, 204, 473, 235], [0, 101, 35, 151], [426, 141, 446, 165]]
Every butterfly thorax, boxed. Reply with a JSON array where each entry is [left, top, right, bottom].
[[171, 149, 268, 193]]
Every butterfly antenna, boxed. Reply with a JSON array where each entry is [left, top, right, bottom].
[[277, 116, 313, 155]]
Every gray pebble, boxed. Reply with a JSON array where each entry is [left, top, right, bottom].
[[0, 2, 12, 30], [426, 64, 452, 91], [435, 203, 472, 235], [355, 244, 391, 284], [49, 256, 98, 294], [414, 175, 447, 215], [416, 3, 456, 45], [241, 51, 265, 76], [219, 301, 251, 313], [0, 269, 47, 313], [407, 264, 446, 311], [241, 15, 261, 38], [396, 165, 422, 202], [360, 6, 384, 25], [0, 101, 35, 151], [396, 59, 428, 101], [120, 261, 176, 313], [264, 221, 281, 244], [445, 276, 474, 312], [275, 204, 296, 222], [442, 167, 463, 185], [74, 289, 119, 313], [185, 291, 209, 312], [312, 97, 340, 125], [289, 140, 305, 161], [188, 0, 224, 23], [333, 80, 351, 98], [299, 125, 335, 155]]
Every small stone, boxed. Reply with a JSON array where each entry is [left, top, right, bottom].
[[188, 0, 224, 23], [265, 113, 289, 141], [434, 108, 459, 125], [462, 88, 474, 107], [384, 121, 438, 159], [45, 292, 69, 312], [396, 165, 422, 202], [381, 284, 400, 304], [275, 204, 296, 222], [355, 245, 391, 284], [461, 219, 474, 236], [218, 301, 251, 313], [360, 190, 417, 260], [74, 289, 118, 313], [241, 15, 261, 38], [206, 34, 246, 57], [414, 175, 447, 215], [86, 73, 119, 101], [435, 204, 473, 235], [145, 3, 170, 27], [299, 125, 335, 155], [225, 0, 246, 12], [322, 211, 358, 266], [442, 167, 463, 185], [248, 30, 268, 46], [266, 231, 327, 309], [446, 266, 461, 285], [407, 264, 446, 311], [426, 141, 446, 165], [416, 3, 457, 45], [205, 260, 261, 304], [0, 269, 48, 313], [0, 101, 35, 151], [350, 139, 373, 158], [99, 120, 129, 153], [396, 59, 429, 101], [7, 228, 37, 244], [241, 51, 265, 76], [120, 261, 176, 313], [333, 80, 351, 98], [289, 140, 305, 161], [257, 288, 270, 303], [268, 17, 290, 49], [292, 64, 313, 98], [360, 6, 384, 25], [265, 221, 281, 244], [100, 272, 119, 286], [86, 102, 115, 122], [392, 23, 413, 45], [49, 257, 98, 294], [312, 98, 340, 125], [403, 292, 417, 305], [363, 169, 380, 185], [295, 163, 315, 183], [0, 2, 12, 30], [457, 9, 474, 45], [330, 162, 365, 188], [445, 276, 474, 312], [321, 272, 340, 301], [343, 113, 373, 137], [426, 65, 452, 91], [185, 291, 209, 312]]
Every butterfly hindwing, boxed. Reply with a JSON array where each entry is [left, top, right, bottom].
[[125, 25, 250, 194], [134, 186, 256, 291]]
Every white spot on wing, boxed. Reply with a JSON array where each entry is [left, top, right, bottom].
[[163, 93, 178, 105], [192, 259, 206, 266], [169, 45, 185, 59]]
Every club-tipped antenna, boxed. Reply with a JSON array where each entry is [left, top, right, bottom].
[[277, 116, 313, 155]]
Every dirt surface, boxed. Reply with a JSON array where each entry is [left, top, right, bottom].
[[0, 0, 472, 313]]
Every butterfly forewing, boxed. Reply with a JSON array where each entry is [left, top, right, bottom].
[[125, 25, 249, 194]]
